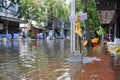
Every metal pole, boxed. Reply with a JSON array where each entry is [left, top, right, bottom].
[[70, 0, 76, 53]]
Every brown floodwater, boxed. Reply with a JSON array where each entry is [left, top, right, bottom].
[[0, 39, 119, 80], [0, 39, 72, 80], [79, 44, 115, 80]]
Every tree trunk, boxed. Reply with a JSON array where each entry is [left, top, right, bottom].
[[82, 0, 92, 55]]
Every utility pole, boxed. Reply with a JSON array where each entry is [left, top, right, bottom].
[[70, 0, 76, 53], [82, 0, 92, 54]]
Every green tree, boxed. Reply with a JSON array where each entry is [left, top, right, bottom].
[[44, 0, 70, 27], [17, 0, 44, 24], [87, 0, 100, 37], [17, 0, 70, 27], [75, 0, 100, 37], [97, 26, 107, 36]]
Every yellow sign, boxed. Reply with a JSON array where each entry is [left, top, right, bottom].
[[75, 15, 82, 37]]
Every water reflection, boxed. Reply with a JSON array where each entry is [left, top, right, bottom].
[[0, 39, 71, 80], [0, 40, 19, 80]]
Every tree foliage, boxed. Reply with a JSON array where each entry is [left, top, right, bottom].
[[75, 0, 100, 37], [97, 26, 107, 36], [44, 0, 70, 27], [17, 0, 44, 23], [17, 0, 70, 27]]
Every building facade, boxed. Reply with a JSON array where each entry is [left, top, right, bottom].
[[0, 0, 23, 34]]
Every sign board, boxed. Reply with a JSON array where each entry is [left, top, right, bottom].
[[69, 13, 88, 22], [0, 24, 3, 30], [79, 13, 87, 20]]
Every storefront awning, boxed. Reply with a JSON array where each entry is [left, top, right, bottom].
[[97, 10, 115, 24], [0, 16, 27, 23], [95, 0, 116, 25]]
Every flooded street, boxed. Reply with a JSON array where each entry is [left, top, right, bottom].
[[0, 39, 73, 80], [0, 39, 118, 80]]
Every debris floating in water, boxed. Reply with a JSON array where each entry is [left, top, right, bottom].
[[68, 53, 101, 64], [82, 57, 101, 64]]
